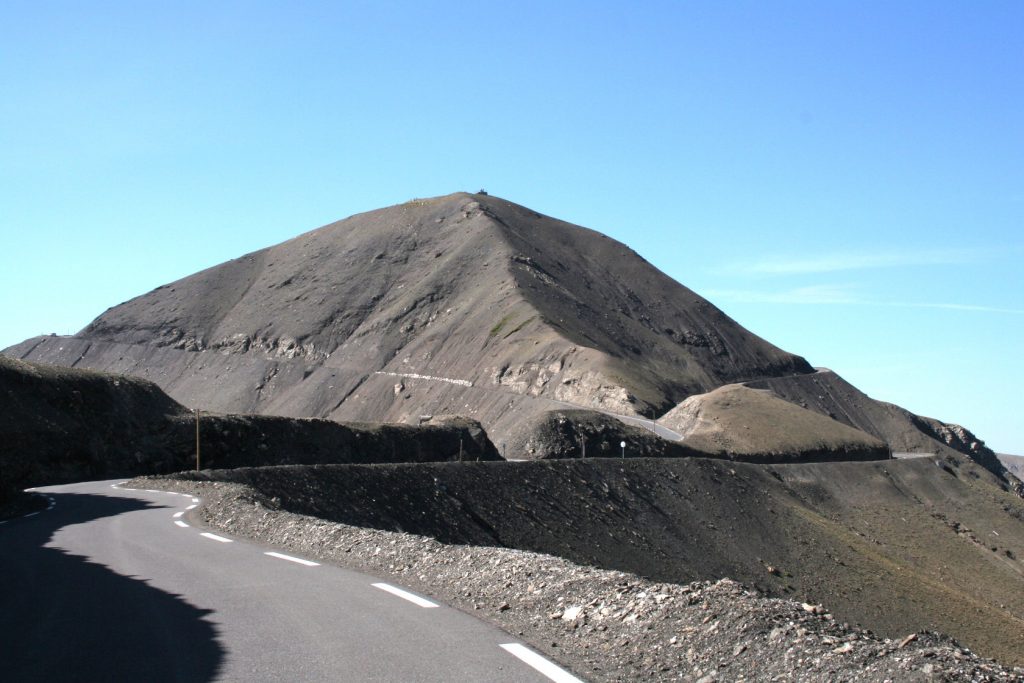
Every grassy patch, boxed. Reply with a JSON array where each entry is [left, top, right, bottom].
[[503, 316, 537, 338], [489, 314, 515, 337]]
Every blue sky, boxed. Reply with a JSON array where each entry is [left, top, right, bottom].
[[2, 2, 1021, 453]]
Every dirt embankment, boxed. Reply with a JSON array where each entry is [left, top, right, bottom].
[[140, 469, 1024, 681], [511, 405, 888, 464], [162, 455, 1024, 668], [0, 355, 497, 505], [513, 409, 706, 459]]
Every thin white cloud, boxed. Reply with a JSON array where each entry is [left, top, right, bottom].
[[721, 247, 985, 276], [887, 302, 1024, 315], [703, 284, 860, 305], [702, 286, 1024, 314]]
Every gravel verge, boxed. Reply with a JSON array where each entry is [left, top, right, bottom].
[[130, 476, 1024, 682]]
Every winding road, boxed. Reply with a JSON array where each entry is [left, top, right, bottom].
[[0, 480, 583, 682]]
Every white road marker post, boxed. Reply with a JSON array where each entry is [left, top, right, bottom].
[[620, 440, 626, 459]]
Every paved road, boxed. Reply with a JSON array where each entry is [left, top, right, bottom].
[[0, 480, 582, 682]]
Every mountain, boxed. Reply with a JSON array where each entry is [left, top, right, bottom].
[[4, 192, 1012, 482]]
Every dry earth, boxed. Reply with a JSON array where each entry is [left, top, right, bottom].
[[132, 472, 1024, 682], [662, 384, 889, 461], [145, 454, 1024, 670], [0, 354, 495, 504]]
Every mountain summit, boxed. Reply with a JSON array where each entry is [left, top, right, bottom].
[[5, 192, 1011, 477]]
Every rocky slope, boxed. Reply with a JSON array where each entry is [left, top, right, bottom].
[[999, 454, 1024, 480], [0, 355, 497, 505], [142, 452, 1024, 673], [5, 192, 810, 451], [744, 369, 1019, 490], [138, 475, 1023, 682]]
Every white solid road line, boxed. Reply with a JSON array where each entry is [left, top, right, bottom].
[[173, 511, 185, 518], [174, 520, 190, 528], [200, 532, 232, 543], [265, 551, 320, 567], [371, 582, 439, 608], [499, 643, 585, 683]]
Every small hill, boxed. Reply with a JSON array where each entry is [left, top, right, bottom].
[[661, 384, 889, 462]]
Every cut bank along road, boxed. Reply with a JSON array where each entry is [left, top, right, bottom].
[[0, 480, 583, 682]]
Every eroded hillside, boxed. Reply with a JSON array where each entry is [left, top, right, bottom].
[[5, 192, 813, 451]]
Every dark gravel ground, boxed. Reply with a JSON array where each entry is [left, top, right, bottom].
[[131, 475, 1024, 682]]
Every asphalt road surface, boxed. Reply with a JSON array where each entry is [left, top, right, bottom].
[[0, 480, 583, 682]]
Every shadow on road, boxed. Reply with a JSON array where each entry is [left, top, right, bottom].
[[0, 493, 224, 682]]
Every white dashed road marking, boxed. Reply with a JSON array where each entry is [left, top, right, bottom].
[[372, 583, 439, 608], [173, 511, 185, 518], [499, 643, 585, 683], [174, 520, 189, 528], [265, 552, 320, 567], [200, 532, 232, 543], [186, 504, 197, 510]]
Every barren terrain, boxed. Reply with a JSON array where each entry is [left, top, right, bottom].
[[135, 455, 1024, 680], [7, 192, 988, 471], [154, 454, 1024, 668], [0, 355, 495, 506]]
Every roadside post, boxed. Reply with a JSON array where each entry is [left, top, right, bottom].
[[194, 408, 201, 472], [620, 440, 626, 459]]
